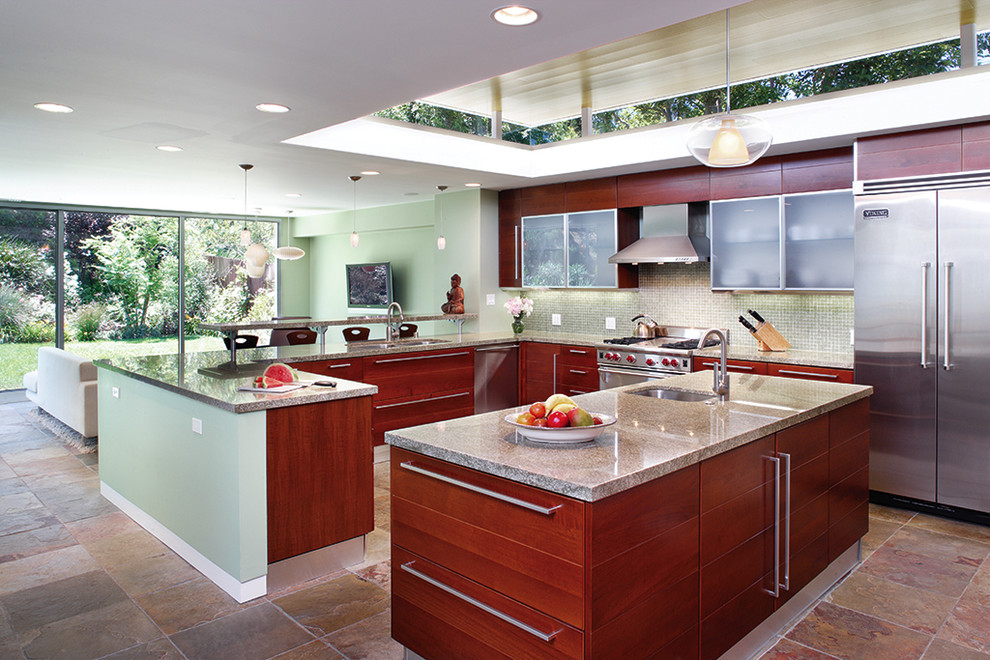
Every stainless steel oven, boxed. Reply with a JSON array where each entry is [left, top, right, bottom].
[[597, 325, 724, 390], [598, 364, 681, 389]]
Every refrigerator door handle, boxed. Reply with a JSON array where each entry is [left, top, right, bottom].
[[921, 262, 931, 368], [944, 261, 954, 370]]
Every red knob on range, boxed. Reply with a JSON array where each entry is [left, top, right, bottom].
[[645, 358, 655, 366], [626, 355, 635, 363], [661, 358, 670, 367]]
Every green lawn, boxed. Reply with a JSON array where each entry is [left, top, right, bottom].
[[0, 336, 224, 391]]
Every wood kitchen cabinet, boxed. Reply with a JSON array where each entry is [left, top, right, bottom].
[[767, 363, 854, 383], [499, 189, 523, 288], [293, 357, 363, 383], [693, 357, 768, 375], [362, 348, 474, 446], [520, 342, 598, 404], [555, 344, 598, 396]]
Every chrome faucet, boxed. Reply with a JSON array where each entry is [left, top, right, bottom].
[[386, 301, 403, 341], [699, 328, 730, 402]]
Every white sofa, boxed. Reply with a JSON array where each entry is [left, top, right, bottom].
[[23, 347, 99, 438]]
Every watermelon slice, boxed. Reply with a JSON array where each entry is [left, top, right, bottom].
[[253, 376, 285, 389], [263, 362, 297, 384]]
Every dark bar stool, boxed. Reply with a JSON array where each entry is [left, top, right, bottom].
[[398, 323, 418, 338], [222, 335, 259, 350], [342, 327, 371, 342]]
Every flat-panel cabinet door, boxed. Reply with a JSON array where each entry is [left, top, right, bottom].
[[783, 190, 854, 290], [936, 186, 990, 514], [854, 191, 937, 502], [711, 196, 781, 290]]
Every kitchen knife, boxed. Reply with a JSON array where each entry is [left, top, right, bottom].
[[739, 315, 758, 333], [748, 309, 766, 324]]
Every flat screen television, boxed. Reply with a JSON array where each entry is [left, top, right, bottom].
[[345, 262, 393, 308]]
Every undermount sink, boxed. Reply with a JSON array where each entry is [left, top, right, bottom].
[[632, 388, 716, 403], [348, 338, 450, 350]]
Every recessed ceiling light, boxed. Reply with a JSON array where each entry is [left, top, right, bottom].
[[156, 145, 183, 152], [464, 182, 482, 187], [491, 5, 539, 26], [360, 170, 380, 176], [256, 103, 291, 113], [34, 102, 73, 113], [285, 192, 302, 198]]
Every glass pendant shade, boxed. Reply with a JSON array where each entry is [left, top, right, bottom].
[[349, 175, 361, 248], [686, 114, 772, 168], [240, 227, 251, 246], [437, 235, 446, 250], [350, 231, 360, 248], [435, 184, 447, 251]]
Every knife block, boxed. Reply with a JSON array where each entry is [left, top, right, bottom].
[[751, 321, 791, 352]]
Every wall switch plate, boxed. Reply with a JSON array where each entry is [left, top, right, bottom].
[[486, 294, 496, 306], [191, 418, 203, 435], [850, 328, 855, 345], [551, 313, 562, 326], [111, 386, 119, 399], [605, 317, 616, 330]]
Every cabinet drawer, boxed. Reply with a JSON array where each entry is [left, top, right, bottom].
[[777, 415, 828, 468], [292, 359, 364, 383], [373, 390, 474, 437], [830, 465, 869, 525], [557, 344, 597, 368], [391, 448, 585, 627], [556, 365, 598, 392], [364, 349, 474, 401], [392, 547, 583, 660], [830, 430, 869, 486], [701, 435, 775, 511], [767, 363, 853, 383], [693, 358, 768, 375]]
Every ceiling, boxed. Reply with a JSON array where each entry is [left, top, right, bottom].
[[0, 0, 985, 218]]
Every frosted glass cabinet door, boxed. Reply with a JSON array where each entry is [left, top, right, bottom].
[[567, 210, 617, 288], [522, 214, 565, 287], [783, 190, 854, 290], [710, 197, 781, 290]]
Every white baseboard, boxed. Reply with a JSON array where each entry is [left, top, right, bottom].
[[100, 481, 267, 603]]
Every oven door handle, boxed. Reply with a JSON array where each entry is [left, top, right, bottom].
[[598, 366, 677, 376]]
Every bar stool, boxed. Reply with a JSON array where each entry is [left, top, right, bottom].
[[342, 327, 371, 342]]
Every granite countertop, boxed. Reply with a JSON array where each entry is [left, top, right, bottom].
[[94, 352, 377, 414], [694, 345, 854, 369], [198, 313, 477, 332], [385, 371, 872, 502]]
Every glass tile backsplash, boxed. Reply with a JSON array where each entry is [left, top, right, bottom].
[[516, 263, 853, 354]]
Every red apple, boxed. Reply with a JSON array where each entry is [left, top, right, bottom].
[[592, 416, 604, 425], [547, 410, 569, 428], [529, 402, 547, 419], [516, 411, 536, 426], [533, 417, 548, 427]]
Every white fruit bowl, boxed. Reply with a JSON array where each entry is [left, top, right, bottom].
[[503, 413, 616, 444]]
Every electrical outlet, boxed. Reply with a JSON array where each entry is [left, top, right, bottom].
[[191, 418, 203, 435], [486, 294, 496, 306], [605, 317, 616, 330], [111, 386, 120, 399], [551, 313, 562, 326], [849, 328, 855, 345]]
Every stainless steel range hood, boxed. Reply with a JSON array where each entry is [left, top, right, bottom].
[[608, 202, 710, 264]]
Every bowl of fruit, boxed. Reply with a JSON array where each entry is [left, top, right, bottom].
[[504, 394, 616, 444]]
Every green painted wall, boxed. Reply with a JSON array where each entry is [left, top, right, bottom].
[[97, 370, 268, 582]]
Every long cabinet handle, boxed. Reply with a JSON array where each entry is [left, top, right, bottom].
[[514, 226, 520, 280], [400, 461, 562, 516], [921, 262, 930, 368], [766, 456, 781, 598], [568, 349, 591, 355], [776, 369, 838, 379], [375, 391, 471, 410], [401, 562, 561, 643], [701, 361, 754, 371], [568, 369, 587, 375], [944, 262, 953, 371], [328, 362, 353, 369], [475, 346, 516, 353], [552, 353, 557, 388], [373, 350, 471, 365], [779, 452, 791, 592]]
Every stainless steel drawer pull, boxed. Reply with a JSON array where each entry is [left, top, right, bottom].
[[568, 369, 587, 375], [375, 391, 470, 410], [328, 362, 352, 369], [401, 562, 561, 643], [568, 349, 590, 355], [766, 456, 781, 598], [779, 452, 791, 592], [702, 361, 753, 371], [400, 462, 562, 516], [776, 369, 838, 379], [374, 350, 471, 365], [475, 346, 515, 352]]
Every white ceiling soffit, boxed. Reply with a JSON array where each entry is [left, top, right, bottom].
[[424, 0, 990, 127], [289, 67, 990, 179]]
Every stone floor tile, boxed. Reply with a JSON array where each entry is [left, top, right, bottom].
[[0, 445, 72, 468], [272, 639, 345, 660], [134, 576, 253, 634], [908, 514, 990, 545], [937, 595, 990, 653], [758, 637, 840, 659], [826, 570, 956, 634], [0, 544, 100, 597], [9, 454, 94, 480], [373, 461, 390, 491], [18, 598, 160, 660], [169, 602, 316, 660], [0, 570, 128, 633], [104, 550, 201, 597], [786, 601, 931, 660], [869, 503, 916, 525], [0, 488, 45, 516], [923, 638, 990, 660], [350, 559, 391, 593], [861, 517, 905, 560], [0, 523, 77, 563], [65, 510, 144, 544], [0, 502, 61, 537], [81, 528, 169, 565], [0, 460, 15, 481], [0, 476, 28, 497], [373, 492, 390, 532], [272, 572, 389, 637], [883, 526, 990, 565], [324, 610, 403, 660], [46, 491, 120, 524], [101, 637, 187, 659]]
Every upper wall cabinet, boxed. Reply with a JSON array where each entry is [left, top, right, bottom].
[[710, 190, 854, 292], [522, 210, 619, 288], [498, 189, 522, 288]]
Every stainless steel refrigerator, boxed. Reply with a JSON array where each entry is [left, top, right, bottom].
[[855, 181, 990, 515]]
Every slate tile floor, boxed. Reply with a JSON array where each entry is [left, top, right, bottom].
[[2, 398, 989, 659]]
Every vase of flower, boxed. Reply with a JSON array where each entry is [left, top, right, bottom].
[[504, 294, 533, 335]]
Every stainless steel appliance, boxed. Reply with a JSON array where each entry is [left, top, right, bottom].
[[598, 325, 721, 389], [474, 343, 519, 414], [855, 177, 990, 516]]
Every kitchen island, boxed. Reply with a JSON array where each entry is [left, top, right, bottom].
[[385, 371, 872, 659], [95, 351, 378, 602]]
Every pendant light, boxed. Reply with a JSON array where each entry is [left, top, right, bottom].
[[272, 210, 306, 260], [435, 185, 447, 250], [349, 175, 361, 248], [239, 164, 253, 245], [686, 9, 772, 168]]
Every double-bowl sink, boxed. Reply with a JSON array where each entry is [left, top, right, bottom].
[[347, 337, 451, 351]]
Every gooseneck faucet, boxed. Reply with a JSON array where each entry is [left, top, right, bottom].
[[699, 328, 730, 402], [386, 301, 403, 341]]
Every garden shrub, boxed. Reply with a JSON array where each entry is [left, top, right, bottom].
[[71, 302, 105, 341]]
